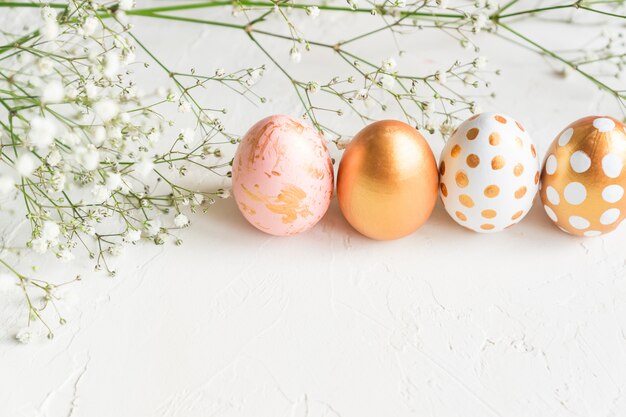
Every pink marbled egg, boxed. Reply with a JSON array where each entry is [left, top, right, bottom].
[[232, 115, 334, 236]]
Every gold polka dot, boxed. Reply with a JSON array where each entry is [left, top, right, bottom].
[[466, 128, 479, 140], [515, 186, 527, 199], [481, 223, 495, 230], [459, 194, 474, 208], [439, 161, 446, 176], [455, 211, 467, 221], [515, 137, 523, 149], [482, 209, 497, 219], [495, 115, 507, 124], [530, 144, 536, 158], [516, 121, 525, 132], [455, 171, 469, 188], [468, 114, 480, 121], [513, 163, 524, 176], [440, 182, 448, 197], [491, 155, 505, 170], [489, 132, 501, 146], [534, 171, 539, 184], [466, 154, 480, 168], [451, 144, 461, 158], [484, 185, 500, 198], [511, 210, 523, 220]]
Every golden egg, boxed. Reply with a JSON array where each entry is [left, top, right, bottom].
[[540, 116, 626, 236], [337, 120, 438, 240]]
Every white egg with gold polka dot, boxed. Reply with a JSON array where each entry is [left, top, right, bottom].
[[439, 112, 539, 233], [540, 116, 626, 237]]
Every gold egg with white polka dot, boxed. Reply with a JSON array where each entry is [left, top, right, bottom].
[[540, 116, 626, 237]]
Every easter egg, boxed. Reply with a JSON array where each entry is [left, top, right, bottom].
[[337, 120, 438, 240], [232, 115, 334, 236], [439, 112, 539, 232], [540, 116, 626, 236]]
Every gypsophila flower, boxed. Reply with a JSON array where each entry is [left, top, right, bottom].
[[41, 221, 60, 242], [306, 82, 320, 94], [123, 229, 141, 244], [306, 6, 320, 18], [28, 116, 56, 150], [57, 249, 75, 263], [135, 158, 154, 178], [103, 52, 121, 79], [180, 128, 195, 145], [15, 328, 33, 344], [435, 70, 447, 84], [15, 153, 36, 176], [382, 58, 397, 71], [31, 238, 48, 254], [94, 99, 119, 122], [119, 0, 135, 11], [41, 81, 64, 104], [290, 46, 302, 64], [174, 213, 189, 227], [192, 193, 204, 205], [0, 176, 15, 195], [82, 16, 98, 36], [145, 219, 162, 237], [473, 56, 488, 69], [380, 74, 395, 89], [355, 89, 369, 100]]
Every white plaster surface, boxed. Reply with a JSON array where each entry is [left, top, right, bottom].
[[1, 3, 626, 417]]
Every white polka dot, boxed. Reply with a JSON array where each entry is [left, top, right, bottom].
[[569, 216, 590, 230], [545, 155, 557, 175], [564, 182, 587, 205], [544, 205, 558, 222], [600, 208, 620, 225], [602, 154, 623, 178], [584, 230, 602, 237], [570, 151, 591, 173], [593, 117, 615, 132], [602, 185, 624, 203], [558, 128, 574, 146], [546, 186, 560, 205]]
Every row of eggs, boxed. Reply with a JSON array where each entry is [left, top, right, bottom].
[[232, 113, 626, 239]]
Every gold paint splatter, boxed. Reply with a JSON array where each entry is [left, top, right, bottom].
[[515, 186, 527, 199], [481, 223, 495, 230], [242, 183, 312, 224], [456, 211, 467, 221], [495, 115, 507, 124], [484, 185, 500, 198], [466, 128, 479, 140], [466, 154, 480, 168], [491, 155, 505, 170], [439, 161, 446, 176], [530, 144, 537, 158], [482, 209, 497, 219], [534, 171, 539, 184], [441, 182, 448, 197], [451, 144, 461, 158], [513, 163, 524, 177], [489, 132, 501, 146], [516, 121, 525, 132], [455, 171, 469, 188], [459, 194, 474, 208], [511, 210, 523, 220]]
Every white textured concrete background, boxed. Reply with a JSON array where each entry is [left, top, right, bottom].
[[2, 2, 626, 417]]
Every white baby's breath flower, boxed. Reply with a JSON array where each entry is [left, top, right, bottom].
[[435, 70, 447, 84], [178, 100, 192, 113], [93, 99, 119, 122], [41, 80, 64, 104], [219, 189, 230, 199], [119, 0, 135, 11], [290, 46, 302, 64], [180, 128, 195, 145], [103, 52, 120, 79], [174, 213, 189, 227], [28, 116, 57, 150], [15, 153, 36, 177], [84, 82, 99, 100], [93, 126, 107, 146], [380, 74, 395, 89], [36, 57, 54, 75], [123, 229, 141, 243], [50, 172, 66, 192], [108, 244, 123, 256], [57, 248, 74, 262], [92, 184, 110, 202], [473, 56, 488, 69], [382, 57, 396, 71], [31, 237, 48, 254], [355, 89, 369, 100], [82, 16, 98, 36], [192, 193, 204, 205], [306, 6, 320, 18], [106, 173, 122, 190], [306, 82, 320, 94], [79, 145, 100, 171], [0, 176, 15, 195], [42, 221, 60, 241], [15, 328, 33, 344]]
